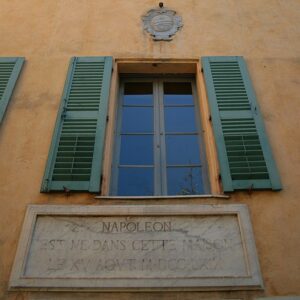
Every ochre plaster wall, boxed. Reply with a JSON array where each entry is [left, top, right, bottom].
[[0, 0, 299, 299]]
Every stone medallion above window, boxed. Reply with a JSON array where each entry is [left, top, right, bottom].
[[142, 3, 183, 41]]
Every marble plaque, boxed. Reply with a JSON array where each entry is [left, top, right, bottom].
[[9, 204, 263, 291]]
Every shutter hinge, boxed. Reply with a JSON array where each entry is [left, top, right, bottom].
[[201, 67, 204, 73], [218, 173, 222, 181], [100, 175, 104, 194], [43, 179, 49, 192], [61, 106, 67, 119], [209, 115, 212, 121], [106, 115, 109, 122], [63, 186, 71, 196], [248, 184, 254, 195]]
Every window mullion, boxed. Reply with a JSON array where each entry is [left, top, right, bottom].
[[157, 80, 168, 195], [153, 80, 161, 195]]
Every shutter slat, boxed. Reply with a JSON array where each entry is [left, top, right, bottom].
[[202, 56, 282, 191], [41, 56, 113, 192]]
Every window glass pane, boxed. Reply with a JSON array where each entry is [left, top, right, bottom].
[[164, 107, 197, 132], [120, 135, 153, 165], [124, 82, 153, 106], [164, 82, 193, 105], [121, 107, 153, 133], [167, 167, 204, 195], [166, 135, 201, 165], [113, 79, 207, 196], [118, 168, 154, 196]]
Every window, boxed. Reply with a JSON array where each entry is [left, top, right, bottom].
[[110, 78, 209, 196], [41, 56, 281, 194]]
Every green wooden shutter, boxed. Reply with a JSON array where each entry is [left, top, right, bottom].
[[41, 56, 113, 192], [202, 56, 282, 192], [0, 57, 24, 123]]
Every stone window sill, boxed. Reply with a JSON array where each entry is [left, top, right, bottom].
[[95, 194, 229, 200]]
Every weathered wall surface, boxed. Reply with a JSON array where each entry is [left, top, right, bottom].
[[0, 0, 299, 299]]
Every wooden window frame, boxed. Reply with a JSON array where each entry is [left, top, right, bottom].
[[100, 60, 222, 196], [110, 76, 210, 196]]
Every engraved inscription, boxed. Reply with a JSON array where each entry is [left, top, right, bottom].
[[24, 215, 247, 278], [150, 15, 174, 32], [10, 205, 264, 290]]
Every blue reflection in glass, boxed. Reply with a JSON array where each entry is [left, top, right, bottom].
[[124, 82, 153, 105], [164, 94, 193, 106], [120, 135, 153, 165], [166, 135, 201, 165], [123, 95, 153, 106], [121, 107, 153, 133], [163, 82, 193, 105], [164, 107, 197, 132], [118, 168, 154, 196], [167, 167, 204, 195]]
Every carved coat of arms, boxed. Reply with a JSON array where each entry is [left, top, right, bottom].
[[142, 3, 183, 41]]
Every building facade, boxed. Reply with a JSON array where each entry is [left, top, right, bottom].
[[0, 0, 299, 299]]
